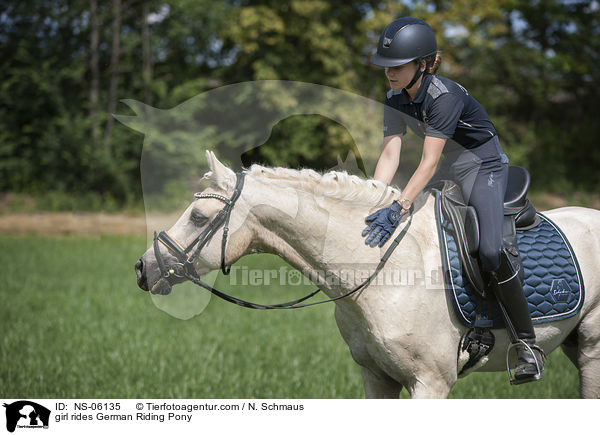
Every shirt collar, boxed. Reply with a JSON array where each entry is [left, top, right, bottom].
[[386, 73, 433, 104], [412, 73, 432, 103]]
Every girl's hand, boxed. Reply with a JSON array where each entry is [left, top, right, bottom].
[[362, 201, 408, 247]]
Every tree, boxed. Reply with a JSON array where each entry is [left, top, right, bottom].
[[103, 0, 122, 158], [0, 0, 597, 210]]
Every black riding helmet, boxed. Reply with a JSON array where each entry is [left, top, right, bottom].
[[371, 17, 437, 88]]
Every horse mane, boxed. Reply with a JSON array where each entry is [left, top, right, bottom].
[[244, 164, 401, 207]]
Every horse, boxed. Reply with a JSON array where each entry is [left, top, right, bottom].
[[135, 151, 600, 398]]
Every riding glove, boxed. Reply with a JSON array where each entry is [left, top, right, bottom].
[[362, 200, 408, 247]]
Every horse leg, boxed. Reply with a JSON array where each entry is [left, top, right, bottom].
[[577, 309, 600, 398], [579, 351, 600, 398], [405, 375, 453, 399], [361, 367, 403, 399]]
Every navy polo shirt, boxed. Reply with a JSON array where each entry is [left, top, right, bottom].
[[383, 74, 497, 154]]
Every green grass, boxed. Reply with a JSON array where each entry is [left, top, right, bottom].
[[0, 235, 580, 398]]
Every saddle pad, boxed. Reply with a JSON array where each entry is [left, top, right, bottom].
[[434, 191, 585, 329]]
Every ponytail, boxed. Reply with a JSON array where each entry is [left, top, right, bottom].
[[424, 52, 442, 74]]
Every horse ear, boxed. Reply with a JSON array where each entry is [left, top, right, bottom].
[[205, 150, 235, 190]]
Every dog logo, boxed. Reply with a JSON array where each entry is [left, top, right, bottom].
[[3, 401, 50, 433]]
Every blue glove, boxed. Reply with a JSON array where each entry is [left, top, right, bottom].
[[362, 200, 408, 247]]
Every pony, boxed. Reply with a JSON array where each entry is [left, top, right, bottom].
[[135, 151, 600, 398]]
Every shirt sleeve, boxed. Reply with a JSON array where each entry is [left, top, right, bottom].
[[425, 93, 464, 139], [383, 98, 407, 137]]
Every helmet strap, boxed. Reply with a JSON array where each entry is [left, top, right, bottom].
[[404, 59, 424, 91]]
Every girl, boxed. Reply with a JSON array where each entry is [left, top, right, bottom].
[[361, 17, 544, 384]]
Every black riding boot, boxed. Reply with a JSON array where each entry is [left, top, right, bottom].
[[489, 252, 545, 384]]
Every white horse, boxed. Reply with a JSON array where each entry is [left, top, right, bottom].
[[135, 151, 600, 398]]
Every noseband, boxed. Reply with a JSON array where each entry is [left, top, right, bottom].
[[152, 171, 413, 309]]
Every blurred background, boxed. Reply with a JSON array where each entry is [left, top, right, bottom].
[[1, 0, 599, 215], [0, 0, 597, 398]]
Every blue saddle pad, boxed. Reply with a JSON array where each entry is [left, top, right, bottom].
[[434, 191, 585, 328]]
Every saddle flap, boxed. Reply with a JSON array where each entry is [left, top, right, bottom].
[[464, 206, 479, 256], [430, 180, 486, 296], [453, 205, 480, 256]]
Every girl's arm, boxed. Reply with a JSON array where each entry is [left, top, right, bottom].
[[362, 135, 445, 247], [373, 135, 402, 185], [399, 135, 446, 207]]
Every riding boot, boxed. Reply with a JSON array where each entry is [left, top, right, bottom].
[[488, 252, 545, 384]]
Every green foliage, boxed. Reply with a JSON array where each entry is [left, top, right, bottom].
[[427, 0, 600, 191], [0, 0, 598, 208], [240, 115, 361, 172]]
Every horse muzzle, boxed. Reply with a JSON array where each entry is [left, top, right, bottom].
[[135, 256, 182, 295]]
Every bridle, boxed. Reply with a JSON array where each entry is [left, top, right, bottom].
[[154, 172, 246, 282], [153, 171, 413, 309]]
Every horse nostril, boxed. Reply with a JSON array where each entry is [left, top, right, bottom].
[[135, 258, 148, 291]]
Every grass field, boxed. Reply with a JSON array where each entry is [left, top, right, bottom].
[[0, 234, 580, 398]]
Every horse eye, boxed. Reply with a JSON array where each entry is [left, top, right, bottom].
[[190, 209, 208, 226]]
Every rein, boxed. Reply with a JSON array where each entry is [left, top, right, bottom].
[[153, 172, 413, 309]]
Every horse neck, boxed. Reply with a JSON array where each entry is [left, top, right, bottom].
[[246, 178, 334, 271], [245, 176, 434, 298]]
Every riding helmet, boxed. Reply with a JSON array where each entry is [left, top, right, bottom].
[[370, 17, 437, 68]]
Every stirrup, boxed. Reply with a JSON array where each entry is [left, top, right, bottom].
[[506, 339, 545, 385]]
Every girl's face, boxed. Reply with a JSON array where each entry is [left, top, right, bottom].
[[385, 62, 419, 90]]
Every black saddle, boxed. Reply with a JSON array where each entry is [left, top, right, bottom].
[[429, 165, 541, 297]]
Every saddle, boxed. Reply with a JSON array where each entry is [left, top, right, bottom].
[[428, 165, 541, 298], [428, 167, 584, 376]]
